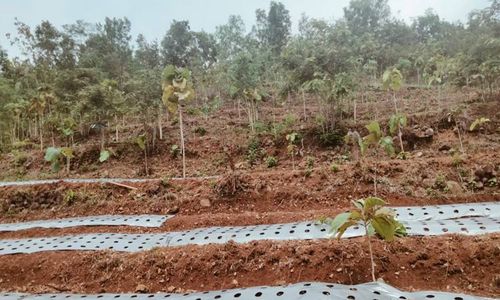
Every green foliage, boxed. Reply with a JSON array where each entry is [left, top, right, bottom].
[[99, 150, 110, 163], [246, 137, 263, 166], [382, 68, 403, 91], [363, 121, 395, 156], [136, 135, 146, 151], [194, 126, 207, 136], [44, 147, 62, 172], [63, 190, 77, 206], [44, 146, 73, 172], [265, 156, 278, 168], [328, 196, 407, 280], [306, 156, 315, 169], [469, 117, 490, 131], [319, 131, 344, 147], [162, 65, 195, 115], [389, 114, 407, 135], [170, 144, 180, 158], [330, 163, 340, 173]]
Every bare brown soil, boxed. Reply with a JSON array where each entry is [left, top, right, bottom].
[[0, 235, 498, 297]]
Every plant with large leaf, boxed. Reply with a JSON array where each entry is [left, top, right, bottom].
[[363, 121, 395, 157], [44, 146, 73, 173], [286, 132, 300, 170], [328, 197, 407, 281], [161, 65, 195, 178]]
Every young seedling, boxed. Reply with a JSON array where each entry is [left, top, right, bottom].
[[136, 134, 149, 175], [162, 65, 195, 178], [389, 113, 407, 156], [44, 146, 73, 173], [99, 150, 110, 163], [469, 117, 490, 132], [328, 197, 407, 281], [286, 132, 299, 170]]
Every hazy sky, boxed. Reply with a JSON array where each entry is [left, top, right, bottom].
[[0, 0, 491, 57]]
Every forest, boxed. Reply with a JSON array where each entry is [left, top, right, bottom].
[[0, 0, 498, 156]]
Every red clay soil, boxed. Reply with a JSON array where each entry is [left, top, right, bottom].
[[0, 172, 498, 223], [0, 234, 498, 297]]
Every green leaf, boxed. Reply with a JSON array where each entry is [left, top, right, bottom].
[[363, 197, 386, 209], [329, 212, 351, 233], [136, 135, 146, 151], [379, 136, 395, 156], [99, 150, 110, 163], [371, 215, 396, 241], [50, 160, 61, 172], [44, 147, 60, 162], [60, 147, 74, 159], [469, 117, 490, 131], [365, 121, 381, 136]]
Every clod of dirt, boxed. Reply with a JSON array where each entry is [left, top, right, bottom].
[[446, 181, 463, 195], [474, 166, 496, 183], [199, 199, 211, 207], [439, 144, 451, 151], [168, 206, 180, 214], [135, 284, 149, 293]]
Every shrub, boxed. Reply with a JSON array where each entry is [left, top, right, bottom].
[[265, 156, 278, 168]]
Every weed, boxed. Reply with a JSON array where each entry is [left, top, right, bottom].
[[170, 144, 180, 158], [246, 137, 263, 166], [11, 150, 29, 167], [306, 156, 315, 169], [434, 174, 447, 191], [330, 163, 340, 173], [194, 126, 207, 136], [452, 154, 464, 168], [63, 190, 77, 206], [265, 156, 278, 168]]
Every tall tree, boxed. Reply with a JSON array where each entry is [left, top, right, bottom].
[[254, 1, 291, 55]]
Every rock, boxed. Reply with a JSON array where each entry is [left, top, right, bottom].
[[424, 128, 434, 136], [135, 284, 149, 293], [474, 166, 496, 182], [199, 199, 211, 207], [231, 279, 239, 287], [439, 145, 451, 151], [422, 178, 434, 188], [167, 286, 176, 293], [414, 187, 427, 198], [446, 181, 463, 194], [415, 151, 423, 158], [168, 206, 179, 214]]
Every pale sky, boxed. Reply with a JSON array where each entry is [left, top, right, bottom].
[[0, 0, 491, 58]]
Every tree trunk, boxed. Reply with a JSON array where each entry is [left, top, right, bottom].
[[179, 107, 186, 178], [39, 117, 44, 151], [158, 110, 163, 140], [302, 90, 307, 121]]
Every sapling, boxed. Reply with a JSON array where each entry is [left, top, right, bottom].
[[328, 197, 407, 281], [162, 65, 195, 178], [136, 134, 149, 175], [389, 113, 407, 155], [345, 121, 395, 194], [44, 146, 73, 173], [286, 132, 299, 170], [99, 150, 110, 163]]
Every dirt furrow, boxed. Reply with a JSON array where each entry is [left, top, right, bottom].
[[0, 234, 498, 297]]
